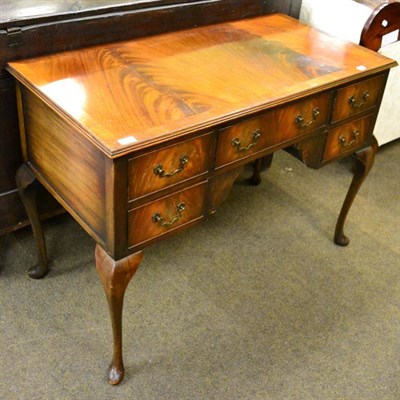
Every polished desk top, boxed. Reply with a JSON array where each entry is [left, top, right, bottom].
[[7, 14, 395, 157]]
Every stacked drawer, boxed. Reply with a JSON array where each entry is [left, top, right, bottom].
[[127, 134, 210, 248], [322, 74, 385, 162], [288, 74, 386, 167], [323, 115, 375, 161]]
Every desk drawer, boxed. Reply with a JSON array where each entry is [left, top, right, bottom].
[[323, 115, 374, 162], [215, 112, 274, 167], [332, 75, 385, 123], [128, 182, 206, 247], [215, 92, 330, 167], [128, 134, 210, 199], [274, 91, 330, 141]]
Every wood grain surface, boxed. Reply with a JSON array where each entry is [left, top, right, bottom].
[[20, 85, 108, 242], [7, 14, 396, 158], [128, 181, 206, 247], [128, 133, 210, 199], [215, 92, 330, 167], [323, 115, 374, 161], [331, 74, 385, 122]]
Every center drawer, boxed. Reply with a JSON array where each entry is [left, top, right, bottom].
[[128, 181, 206, 247], [215, 92, 330, 167]]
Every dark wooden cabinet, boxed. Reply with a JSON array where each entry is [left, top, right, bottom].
[[0, 0, 302, 235]]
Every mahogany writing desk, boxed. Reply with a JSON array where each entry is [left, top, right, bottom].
[[7, 14, 396, 385]]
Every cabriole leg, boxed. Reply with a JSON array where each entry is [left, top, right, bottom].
[[334, 137, 378, 246], [16, 163, 49, 279], [95, 245, 143, 385]]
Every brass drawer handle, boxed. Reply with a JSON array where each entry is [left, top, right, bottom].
[[153, 155, 189, 178], [348, 91, 369, 108], [152, 202, 186, 227], [339, 130, 360, 147], [295, 107, 320, 128], [231, 129, 261, 152]]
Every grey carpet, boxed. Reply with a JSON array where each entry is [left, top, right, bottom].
[[0, 141, 399, 400]]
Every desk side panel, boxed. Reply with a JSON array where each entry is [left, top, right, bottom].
[[20, 86, 108, 244]]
